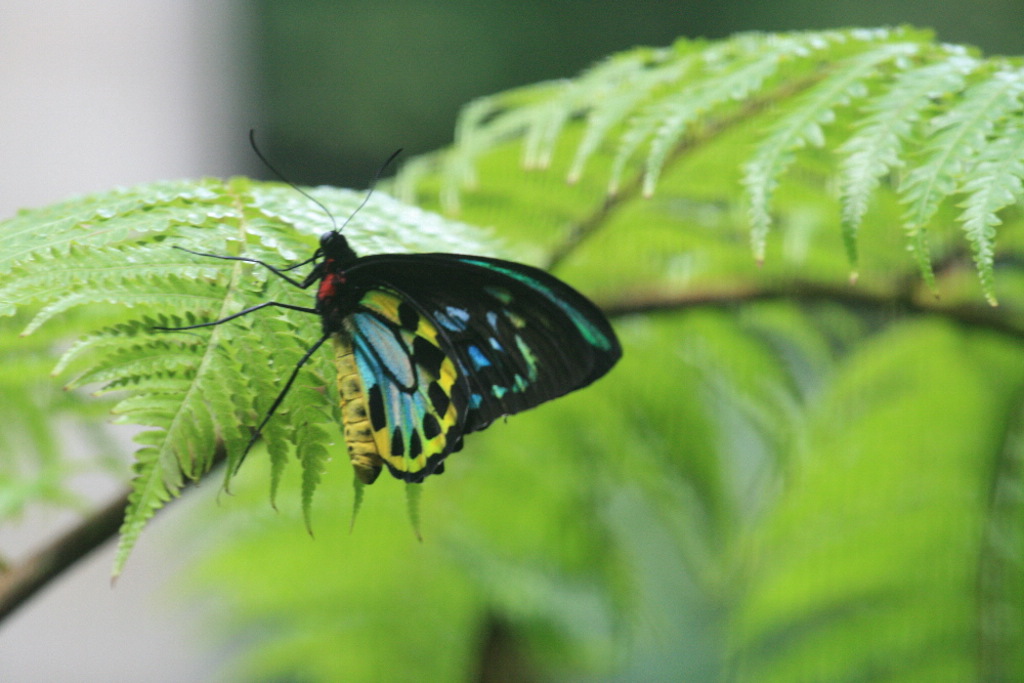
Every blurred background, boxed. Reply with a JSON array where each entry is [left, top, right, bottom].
[[2, 1, 1022, 680]]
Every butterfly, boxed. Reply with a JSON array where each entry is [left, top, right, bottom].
[[159, 221, 621, 485]]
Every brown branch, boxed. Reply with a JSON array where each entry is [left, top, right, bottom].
[[0, 446, 227, 624], [0, 489, 129, 623], [599, 279, 1024, 340]]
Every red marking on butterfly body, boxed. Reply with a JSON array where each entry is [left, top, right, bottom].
[[318, 269, 344, 300]]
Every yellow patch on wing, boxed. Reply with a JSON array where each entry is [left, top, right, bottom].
[[332, 289, 464, 483]]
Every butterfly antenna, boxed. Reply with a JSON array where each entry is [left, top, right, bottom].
[[249, 128, 339, 231], [336, 147, 403, 234]]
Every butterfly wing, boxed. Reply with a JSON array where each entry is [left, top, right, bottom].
[[338, 253, 620, 482], [333, 287, 467, 484]]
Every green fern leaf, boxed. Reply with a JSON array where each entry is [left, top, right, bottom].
[[602, 54, 699, 195], [899, 67, 1024, 289], [299, 422, 331, 535], [641, 33, 816, 197], [440, 80, 564, 212], [396, 28, 1023, 304], [957, 123, 1024, 305], [837, 54, 977, 271], [604, 32, 835, 196], [2, 179, 497, 574], [567, 46, 692, 186], [743, 40, 920, 263], [113, 442, 178, 579]]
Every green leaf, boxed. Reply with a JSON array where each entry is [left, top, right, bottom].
[[113, 443, 177, 579], [899, 67, 1024, 290], [395, 27, 1024, 299], [742, 40, 920, 262], [2, 179, 499, 574], [957, 119, 1024, 305], [837, 54, 976, 271]]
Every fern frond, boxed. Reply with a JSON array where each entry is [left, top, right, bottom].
[[641, 31, 844, 198], [1, 180, 496, 574], [836, 53, 977, 271], [440, 80, 566, 212], [957, 119, 1024, 304], [568, 46, 693, 186], [742, 40, 920, 262], [899, 66, 1024, 288], [395, 27, 1024, 303], [298, 422, 331, 534], [113, 440, 178, 579], [604, 33, 792, 197]]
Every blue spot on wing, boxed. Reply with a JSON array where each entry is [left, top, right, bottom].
[[467, 344, 491, 369], [352, 312, 415, 387], [435, 305, 470, 332], [350, 314, 420, 424]]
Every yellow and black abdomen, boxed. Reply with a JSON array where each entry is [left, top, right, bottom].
[[331, 332, 384, 484]]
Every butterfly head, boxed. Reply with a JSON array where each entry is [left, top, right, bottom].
[[314, 148, 401, 267], [319, 230, 358, 264]]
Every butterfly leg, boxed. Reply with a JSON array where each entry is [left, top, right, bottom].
[[173, 246, 313, 288], [236, 333, 331, 468], [153, 301, 318, 331]]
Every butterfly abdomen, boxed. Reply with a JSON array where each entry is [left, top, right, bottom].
[[332, 333, 384, 485]]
